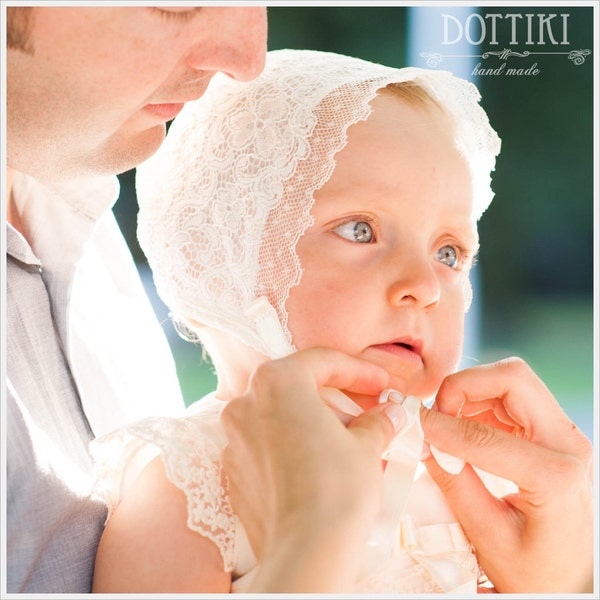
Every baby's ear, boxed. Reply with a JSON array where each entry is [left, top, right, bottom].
[[463, 277, 473, 314]]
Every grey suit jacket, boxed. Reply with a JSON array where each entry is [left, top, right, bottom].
[[6, 225, 107, 593]]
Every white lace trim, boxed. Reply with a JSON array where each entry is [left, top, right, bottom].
[[91, 412, 237, 572]]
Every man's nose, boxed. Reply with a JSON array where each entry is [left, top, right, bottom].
[[186, 7, 267, 82]]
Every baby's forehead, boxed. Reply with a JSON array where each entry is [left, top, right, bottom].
[[318, 90, 469, 178], [309, 92, 480, 230], [363, 87, 456, 137]]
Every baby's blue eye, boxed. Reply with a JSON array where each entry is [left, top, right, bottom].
[[333, 220, 374, 243], [436, 245, 459, 268]]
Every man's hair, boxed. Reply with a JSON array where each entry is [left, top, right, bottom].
[[7, 7, 35, 54]]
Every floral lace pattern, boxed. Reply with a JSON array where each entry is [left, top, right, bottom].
[[358, 550, 480, 593], [91, 409, 237, 571]]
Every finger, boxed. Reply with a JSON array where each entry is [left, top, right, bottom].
[[422, 454, 518, 551], [434, 357, 585, 453], [347, 402, 408, 453], [436, 358, 560, 422], [454, 399, 521, 436], [420, 406, 571, 493], [223, 349, 388, 455], [254, 347, 389, 401]]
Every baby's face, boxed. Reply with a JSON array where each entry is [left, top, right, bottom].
[[286, 91, 478, 409]]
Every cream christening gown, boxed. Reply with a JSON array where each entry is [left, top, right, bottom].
[[92, 392, 514, 593]]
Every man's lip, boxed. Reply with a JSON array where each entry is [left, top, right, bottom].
[[143, 102, 185, 121]]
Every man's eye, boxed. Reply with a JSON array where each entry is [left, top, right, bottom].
[[436, 244, 459, 268], [151, 8, 198, 22], [332, 220, 375, 243]]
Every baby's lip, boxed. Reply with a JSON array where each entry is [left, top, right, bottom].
[[378, 336, 422, 355], [368, 336, 424, 365]]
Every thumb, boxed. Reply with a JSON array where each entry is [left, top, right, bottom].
[[347, 402, 407, 454]]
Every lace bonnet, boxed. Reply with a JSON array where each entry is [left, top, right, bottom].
[[136, 49, 501, 359]]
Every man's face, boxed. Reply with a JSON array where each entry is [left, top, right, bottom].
[[7, 6, 267, 182]]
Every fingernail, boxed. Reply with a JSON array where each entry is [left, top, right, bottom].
[[379, 388, 406, 404], [384, 402, 406, 432], [420, 441, 432, 461]]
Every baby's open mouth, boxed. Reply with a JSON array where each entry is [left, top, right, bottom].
[[369, 339, 423, 364], [393, 341, 414, 351]]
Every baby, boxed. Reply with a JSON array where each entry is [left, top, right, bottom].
[[92, 49, 506, 593]]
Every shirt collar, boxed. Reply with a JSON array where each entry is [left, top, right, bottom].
[[6, 224, 41, 267], [8, 171, 121, 356], [9, 171, 120, 266]]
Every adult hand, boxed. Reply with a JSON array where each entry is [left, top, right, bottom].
[[221, 347, 405, 592], [420, 357, 594, 593]]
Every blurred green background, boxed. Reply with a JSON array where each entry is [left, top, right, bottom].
[[114, 5, 595, 440]]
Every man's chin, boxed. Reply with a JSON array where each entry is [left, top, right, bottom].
[[105, 124, 167, 176]]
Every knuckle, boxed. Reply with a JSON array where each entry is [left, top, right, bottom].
[[244, 358, 301, 420], [533, 453, 593, 511], [569, 422, 593, 464], [461, 418, 500, 450], [437, 375, 465, 401], [221, 393, 243, 418], [428, 466, 462, 495], [220, 406, 241, 441], [496, 355, 531, 376], [547, 453, 589, 489], [221, 393, 255, 435], [360, 411, 395, 454], [248, 359, 288, 396]]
